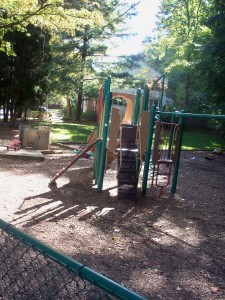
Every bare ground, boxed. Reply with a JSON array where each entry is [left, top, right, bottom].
[[0, 122, 225, 299]]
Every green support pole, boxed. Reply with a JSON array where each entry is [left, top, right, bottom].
[[97, 91, 112, 193], [167, 108, 177, 160], [94, 77, 111, 183], [133, 88, 141, 125], [94, 139, 101, 182], [170, 111, 185, 195], [141, 85, 149, 112], [103, 77, 111, 102], [133, 88, 142, 177], [141, 105, 156, 195]]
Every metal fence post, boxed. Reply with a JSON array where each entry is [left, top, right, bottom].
[[97, 91, 112, 192], [133, 88, 141, 125], [141, 85, 149, 112], [171, 111, 185, 195]]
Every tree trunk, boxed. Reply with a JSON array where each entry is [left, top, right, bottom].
[[3, 103, 8, 123], [9, 110, 17, 128], [3, 98, 10, 123], [66, 95, 72, 118], [75, 80, 83, 122], [17, 108, 23, 118], [76, 89, 83, 122], [75, 26, 88, 122], [184, 73, 190, 108]]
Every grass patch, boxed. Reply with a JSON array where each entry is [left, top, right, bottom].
[[50, 122, 96, 143], [3, 118, 221, 150], [182, 129, 225, 150], [49, 124, 225, 149]]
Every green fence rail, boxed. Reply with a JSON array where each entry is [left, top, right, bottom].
[[0, 219, 146, 300]]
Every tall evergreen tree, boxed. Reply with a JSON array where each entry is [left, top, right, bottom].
[[0, 24, 52, 125], [50, 0, 138, 121]]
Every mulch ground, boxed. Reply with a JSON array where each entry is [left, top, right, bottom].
[[0, 121, 225, 299]]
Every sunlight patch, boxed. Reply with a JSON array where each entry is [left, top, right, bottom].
[[77, 206, 98, 218], [109, 187, 118, 197], [95, 207, 115, 216], [154, 219, 203, 247]]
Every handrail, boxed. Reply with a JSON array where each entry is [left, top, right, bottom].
[[157, 111, 225, 120], [149, 73, 166, 89], [148, 73, 166, 111]]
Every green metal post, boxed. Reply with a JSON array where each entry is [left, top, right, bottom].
[[94, 141, 100, 182], [94, 77, 111, 183], [133, 89, 142, 177], [133, 88, 141, 125], [103, 77, 111, 103], [171, 107, 176, 122], [141, 105, 156, 195], [170, 111, 185, 195], [141, 85, 149, 112], [167, 108, 177, 160], [97, 91, 112, 192]]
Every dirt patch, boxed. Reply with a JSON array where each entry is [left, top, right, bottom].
[[0, 122, 225, 299]]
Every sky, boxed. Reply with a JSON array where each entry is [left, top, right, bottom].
[[108, 0, 161, 57]]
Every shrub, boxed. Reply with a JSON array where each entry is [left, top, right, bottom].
[[81, 110, 97, 122]]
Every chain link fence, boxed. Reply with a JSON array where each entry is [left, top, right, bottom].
[[0, 219, 146, 300]]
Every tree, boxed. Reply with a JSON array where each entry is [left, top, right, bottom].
[[144, 0, 212, 110], [0, 24, 52, 126], [200, 0, 225, 112], [98, 53, 145, 89], [49, 0, 138, 121], [0, 0, 112, 60]]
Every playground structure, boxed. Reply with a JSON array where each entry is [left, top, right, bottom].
[[92, 76, 184, 199], [50, 76, 225, 199], [49, 75, 181, 198], [93, 77, 225, 198]]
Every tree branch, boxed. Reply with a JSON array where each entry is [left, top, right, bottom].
[[0, 3, 53, 30]]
